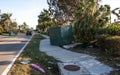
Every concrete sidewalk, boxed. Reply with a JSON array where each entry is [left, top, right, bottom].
[[39, 35, 113, 75]]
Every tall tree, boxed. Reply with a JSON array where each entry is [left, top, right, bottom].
[[74, 0, 110, 44], [20, 22, 29, 33], [11, 21, 18, 30], [0, 13, 12, 32], [37, 9, 55, 32], [47, 0, 100, 25]]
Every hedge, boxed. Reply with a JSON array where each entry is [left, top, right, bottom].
[[97, 35, 120, 56], [97, 24, 120, 36]]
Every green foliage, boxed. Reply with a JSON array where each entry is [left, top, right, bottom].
[[12, 29, 19, 35], [0, 26, 3, 34], [97, 24, 120, 35], [97, 35, 120, 56], [0, 13, 12, 32], [74, 0, 110, 44], [11, 22, 17, 29], [107, 24, 120, 35], [48, 0, 102, 25], [19, 22, 29, 33], [37, 9, 55, 33]]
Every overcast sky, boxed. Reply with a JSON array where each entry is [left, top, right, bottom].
[[0, 0, 120, 29]]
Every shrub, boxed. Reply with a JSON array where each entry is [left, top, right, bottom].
[[0, 26, 4, 35], [12, 29, 19, 35], [74, 3, 110, 44], [107, 24, 120, 35], [97, 35, 120, 56], [97, 24, 120, 35]]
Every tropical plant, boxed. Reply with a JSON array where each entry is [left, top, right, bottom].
[[20, 22, 29, 33], [74, 0, 110, 45], [12, 29, 19, 35], [11, 21, 17, 29], [37, 9, 55, 33], [0, 25, 3, 34], [0, 13, 12, 32], [106, 24, 120, 35], [47, 0, 100, 25]]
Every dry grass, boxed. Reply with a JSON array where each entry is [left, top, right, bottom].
[[8, 34, 59, 75]]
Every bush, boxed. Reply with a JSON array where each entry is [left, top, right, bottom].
[[12, 29, 19, 35], [97, 24, 120, 36], [107, 24, 120, 35], [97, 35, 120, 56], [0, 26, 4, 34]]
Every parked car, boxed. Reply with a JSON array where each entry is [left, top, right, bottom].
[[26, 30, 32, 36]]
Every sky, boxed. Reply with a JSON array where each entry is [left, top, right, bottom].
[[101, 0, 120, 22], [0, 0, 48, 29], [0, 0, 120, 29]]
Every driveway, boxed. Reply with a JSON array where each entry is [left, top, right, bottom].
[[0, 34, 32, 75]]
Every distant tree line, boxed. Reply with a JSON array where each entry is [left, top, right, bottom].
[[0, 10, 29, 35], [36, 9, 55, 34]]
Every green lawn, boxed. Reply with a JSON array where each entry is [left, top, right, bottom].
[[8, 34, 59, 75]]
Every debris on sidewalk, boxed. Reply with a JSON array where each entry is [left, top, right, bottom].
[[62, 43, 82, 49]]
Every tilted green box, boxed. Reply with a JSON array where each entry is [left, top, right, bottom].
[[49, 25, 73, 46]]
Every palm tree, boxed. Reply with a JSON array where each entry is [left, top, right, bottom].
[[37, 9, 55, 32], [74, 0, 110, 45], [11, 21, 17, 29], [20, 22, 29, 33], [0, 13, 12, 32], [47, 0, 100, 25]]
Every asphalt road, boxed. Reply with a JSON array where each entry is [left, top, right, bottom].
[[0, 34, 32, 75]]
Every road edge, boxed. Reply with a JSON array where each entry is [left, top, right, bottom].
[[1, 36, 32, 75]]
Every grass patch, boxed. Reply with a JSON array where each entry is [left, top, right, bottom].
[[70, 45, 120, 75], [1, 33, 9, 36], [8, 34, 59, 75]]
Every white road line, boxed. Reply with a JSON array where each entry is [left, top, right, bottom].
[[1, 36, 32, 75]]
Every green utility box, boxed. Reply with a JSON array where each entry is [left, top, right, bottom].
[[49, 25, 73, 46]]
